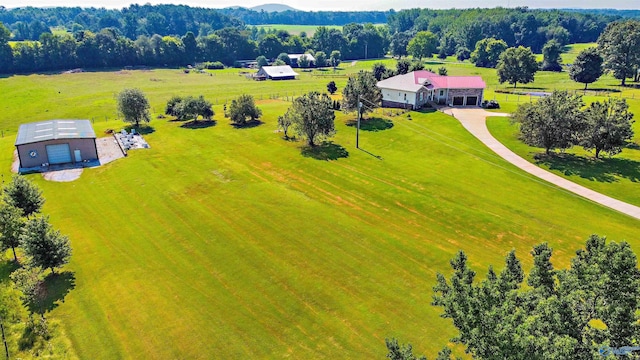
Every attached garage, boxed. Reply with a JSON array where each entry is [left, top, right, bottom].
[[15, 120, 98, 170], [466, 96, 478, 106], [453, 96, 465, 106]]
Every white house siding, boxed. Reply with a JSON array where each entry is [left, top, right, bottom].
[[381, 89, 417, 108]]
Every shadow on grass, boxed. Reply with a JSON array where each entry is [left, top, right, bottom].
[[231, 120, 263, 129], [534, 153, 640, 183], [416, 108, 436, 114], [345, 117, 394, 132], [359, 147, 383, 160], [180, 120, 216, 129], [125, 125, 155, 134], [301, 141, 349, 160], [35, 271, 76, 314]]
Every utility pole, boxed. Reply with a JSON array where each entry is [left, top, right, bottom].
[[1, 318, 8, 359], [356, 96, 362, 149]]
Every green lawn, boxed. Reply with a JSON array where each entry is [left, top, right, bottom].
[[254, 24, 342, 36], [1, 62, 640, 359]]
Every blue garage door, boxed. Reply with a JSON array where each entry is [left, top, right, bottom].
[[46, 144, 72, 164]]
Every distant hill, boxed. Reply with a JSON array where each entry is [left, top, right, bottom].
[[250, 4, 298, 13]]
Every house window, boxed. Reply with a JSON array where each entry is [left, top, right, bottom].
[[439, 90, 444, 96], [404, 93, 407, 100]]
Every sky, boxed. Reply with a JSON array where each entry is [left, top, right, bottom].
[[0, 0, 638, 11]]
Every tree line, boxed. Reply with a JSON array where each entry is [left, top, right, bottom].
[[0, 176, 73, 356]]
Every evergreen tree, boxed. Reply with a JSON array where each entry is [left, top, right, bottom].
[[3, 175, 44, 218]]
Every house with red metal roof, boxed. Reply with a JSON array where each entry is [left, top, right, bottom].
[[377, 71, 486, 109]]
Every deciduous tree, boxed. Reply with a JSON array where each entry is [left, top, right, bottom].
[[597, 20, 640, 86], [470, 37, 507, 68], [541, 39, 562, 72], [256, 55, 268, 68], [21, 216, 72, 275], [314, 51, 327, 67], [227, 94, 262, 125], [511, 90, 584, 154], [277, 109, 297, 140], [569, 47, 603, 90], [341, 70, 381, 118], [406, 31, 438, 60], [385, 338, 426, 360], [329, 50, 341, 69], [580, 98, 634, 159], [167, 95, 213, 122], [289, 91, 335, 147], [497, 46, 538, 88], [116, 88, 151, 127]]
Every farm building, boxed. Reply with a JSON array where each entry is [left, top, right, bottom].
[[377, 71, 486, 109], [256, 65, 299, 80], [15, 120, 98, 169], [288, 53, 316, 67]]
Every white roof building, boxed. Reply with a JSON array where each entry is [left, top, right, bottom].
[[256, 65, 299, 80]]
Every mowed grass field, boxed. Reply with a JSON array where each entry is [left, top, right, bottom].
[[0, 56, 640, 358], [254, 24, 342, 36]]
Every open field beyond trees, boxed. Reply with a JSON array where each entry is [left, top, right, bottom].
[[1, 50, 640, 358]]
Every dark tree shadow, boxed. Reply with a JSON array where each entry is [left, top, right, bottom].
[[231, 120, 263, 129], [513, 86, 546, 90], [125, 125, 155, 134], [301, 141, 349, 160], [534, 153, 640, 183], [34, 271, 76, 314], [586, 88, 622, 93], [0, 260, 20, 279], [345, 117, 394, 132], [626, 143, 640, 150], [180, 120, 216, 129], [416, 108, 436, 114]]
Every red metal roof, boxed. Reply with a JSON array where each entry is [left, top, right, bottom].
[[377, 70, 486, 92]]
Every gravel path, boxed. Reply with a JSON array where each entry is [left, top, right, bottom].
[[444, 107, 640, 221]]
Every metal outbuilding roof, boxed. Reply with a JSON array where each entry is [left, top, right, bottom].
[[258, 65, 299, 78], [15, 120, 96, 146]]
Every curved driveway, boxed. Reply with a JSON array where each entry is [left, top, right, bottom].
[[443, 108, 640, 221]]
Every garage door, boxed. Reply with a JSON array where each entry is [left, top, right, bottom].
[[466, 96, 478, 106], [453, 96, 464, 106], [46, 144, 72, 164]]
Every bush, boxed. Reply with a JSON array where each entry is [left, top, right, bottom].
[[201, 61, 225, 70]]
